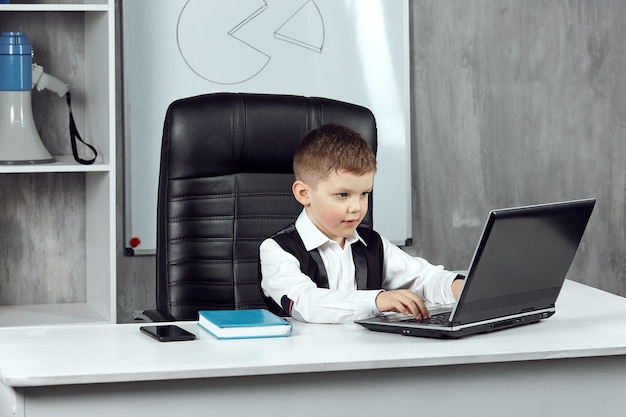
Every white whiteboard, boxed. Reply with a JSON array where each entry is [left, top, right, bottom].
[[122, 0, 411, 254]]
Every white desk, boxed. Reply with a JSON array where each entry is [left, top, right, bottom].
[[1, 280, 626, 417]]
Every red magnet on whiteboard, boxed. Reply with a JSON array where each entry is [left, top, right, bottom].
[[129, 237, 141, 248]]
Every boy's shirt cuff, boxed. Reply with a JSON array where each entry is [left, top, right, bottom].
[[354, 289, 383, 320]]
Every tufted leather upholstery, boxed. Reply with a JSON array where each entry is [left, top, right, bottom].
[[148, 92, 377, 321]]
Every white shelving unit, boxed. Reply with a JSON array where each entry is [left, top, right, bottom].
[[0, 0, 116, 326]]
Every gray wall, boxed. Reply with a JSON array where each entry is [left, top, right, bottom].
[[116, 0, 625, 321], [405, 0, 626, 296]]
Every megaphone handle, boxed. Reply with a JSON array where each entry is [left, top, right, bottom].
[[66, 91, 97, 165]]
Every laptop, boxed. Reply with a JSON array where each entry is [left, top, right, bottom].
[[355, 198, 596, 339]]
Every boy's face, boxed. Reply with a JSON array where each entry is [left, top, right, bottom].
[[293, 170, 374, 247]]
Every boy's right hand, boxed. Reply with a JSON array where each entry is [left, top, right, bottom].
[[375, 290, 431, 319]]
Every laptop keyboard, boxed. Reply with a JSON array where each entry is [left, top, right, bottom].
[[418, 311, 452, 325], [384, 311, 451, 324]]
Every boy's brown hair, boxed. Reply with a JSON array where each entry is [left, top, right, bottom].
[[293, 124, 377, 187]]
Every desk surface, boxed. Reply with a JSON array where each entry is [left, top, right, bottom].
[[1, 280, 626, 388]]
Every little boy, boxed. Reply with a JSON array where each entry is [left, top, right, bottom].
[[260, 124, 463, 323]]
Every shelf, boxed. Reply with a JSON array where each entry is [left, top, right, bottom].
[[0, 155, 111, 173], [0, 303, 110, 327], [0, 0, 116, 327], [0, 4, 108, 11]]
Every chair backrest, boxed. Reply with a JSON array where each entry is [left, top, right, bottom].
[[156, 92, 377, 320]]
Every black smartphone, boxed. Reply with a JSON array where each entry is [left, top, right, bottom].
[[140, 325, 196, 342]]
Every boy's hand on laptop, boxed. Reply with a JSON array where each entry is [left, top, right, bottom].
[[375, 290, 430, 319]]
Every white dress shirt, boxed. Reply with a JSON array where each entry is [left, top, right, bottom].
[[260, 209, 457, 323]]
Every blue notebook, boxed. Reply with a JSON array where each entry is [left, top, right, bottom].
[[198, 309, 292, 339]]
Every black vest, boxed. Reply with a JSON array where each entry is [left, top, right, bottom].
[[265, 223, 384, 316]]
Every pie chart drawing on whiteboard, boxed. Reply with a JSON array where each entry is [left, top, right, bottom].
[[177, 0, 325, 85]]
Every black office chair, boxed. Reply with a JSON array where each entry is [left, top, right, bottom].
[[134, 92, 377, 322]]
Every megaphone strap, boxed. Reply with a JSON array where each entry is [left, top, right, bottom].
[[66, 91, 97, 165]]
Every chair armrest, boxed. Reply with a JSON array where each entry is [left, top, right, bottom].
[[132, 309, 176, 322]]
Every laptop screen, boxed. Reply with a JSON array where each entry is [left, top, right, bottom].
[[451, 199, 595, 325]]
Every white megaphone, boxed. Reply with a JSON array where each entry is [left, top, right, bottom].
[[0, 32, 69, 164]]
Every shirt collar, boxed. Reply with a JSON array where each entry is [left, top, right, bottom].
[[295, 209, 366, 251]]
